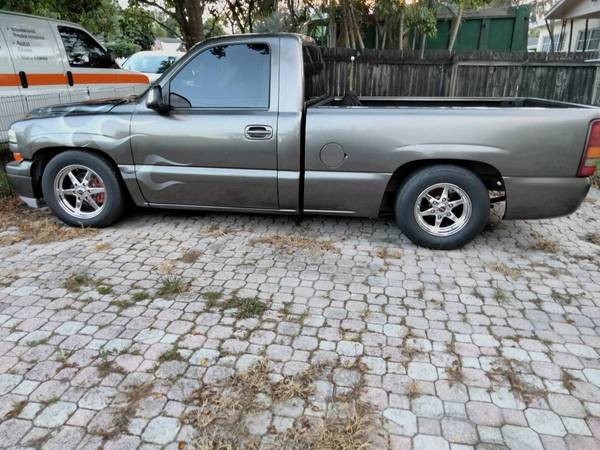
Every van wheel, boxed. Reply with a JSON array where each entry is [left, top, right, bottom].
[[395, 165, 489, 250], [41, 151, 125, 227]]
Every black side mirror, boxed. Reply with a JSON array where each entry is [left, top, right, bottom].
[[146, 85, 170, 113]]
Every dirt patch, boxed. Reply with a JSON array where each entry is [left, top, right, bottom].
[[187, 360, 379, 450], [179, 249, 202, 263], [487, 358, 545, 405], [488, 262, 521, 280], [250, 234, 337, 254], [0, 197, 96, 246], [529, 234, 559, 253]]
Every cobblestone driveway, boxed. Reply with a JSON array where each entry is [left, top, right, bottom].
[[1, 189, 600, 450]]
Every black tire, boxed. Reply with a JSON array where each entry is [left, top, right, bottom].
[[41, 150, 125, 227], [395, 165, 489, 250]]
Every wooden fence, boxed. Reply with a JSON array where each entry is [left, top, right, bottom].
[[312, 48, 600, 105]]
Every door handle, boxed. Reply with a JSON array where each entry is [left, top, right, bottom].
[[245, 125, 272, 140], [18, 71, 28, 89], [66, 71, 74, 86]]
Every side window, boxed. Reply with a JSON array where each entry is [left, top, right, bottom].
[[57, 26, 114, 69], [169, 43, 270, 109]]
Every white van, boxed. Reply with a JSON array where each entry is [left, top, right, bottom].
[[0, 10, 150, 141]]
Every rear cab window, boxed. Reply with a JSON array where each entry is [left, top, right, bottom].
[[169, 43, 271, 109]]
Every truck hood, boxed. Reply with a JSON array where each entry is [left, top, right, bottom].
[[28, 96, 137, 118]]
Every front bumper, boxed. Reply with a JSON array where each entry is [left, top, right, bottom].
[[503, 176, 591, 220], [5, 160, 41, 207]]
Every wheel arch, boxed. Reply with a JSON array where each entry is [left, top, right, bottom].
[[30, 147, 126, 199], [379, 159, 504, 215]]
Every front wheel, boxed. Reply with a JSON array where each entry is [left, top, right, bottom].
[[395, 165, 490, 250], [41, 150, 125, 227]]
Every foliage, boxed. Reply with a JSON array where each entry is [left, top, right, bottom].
[[105, 38, 141, 58], [0, 0, 121, 39], [405, 2, 438, 40]]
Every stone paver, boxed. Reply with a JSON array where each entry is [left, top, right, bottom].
[[0, 189, 600, 449]]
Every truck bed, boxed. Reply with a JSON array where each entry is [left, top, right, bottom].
[[311, 96, 595, 109]]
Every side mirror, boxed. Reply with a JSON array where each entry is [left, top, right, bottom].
[[146, 85, 170, 113]]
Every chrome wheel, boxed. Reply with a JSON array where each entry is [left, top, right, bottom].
[[54, 165, 106, 219], [413, 183, 472, 237]]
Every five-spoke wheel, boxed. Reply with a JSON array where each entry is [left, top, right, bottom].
[[54, 165, 107, 219], [42, 151, 125, 227], [395, 165, 490, 249]]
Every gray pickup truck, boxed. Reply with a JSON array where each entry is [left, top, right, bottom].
[[5, 33, 598, 249]]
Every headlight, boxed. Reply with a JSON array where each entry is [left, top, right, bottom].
[[8, 129, 17, 144]]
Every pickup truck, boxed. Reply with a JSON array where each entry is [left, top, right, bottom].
[[5, 33, 598, 249]]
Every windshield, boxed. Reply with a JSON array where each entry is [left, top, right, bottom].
[[123, 54, 177, 74]]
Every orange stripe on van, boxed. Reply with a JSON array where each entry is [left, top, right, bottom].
[[0, 72, 149, 87], [27, 73, 68, 85], [0, 74, 19, 86], [72, 73, 149, 84]]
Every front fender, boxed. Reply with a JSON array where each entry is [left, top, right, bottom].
[[11, 112, 133, 165]]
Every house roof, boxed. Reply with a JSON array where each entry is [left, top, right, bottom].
[[546, 0, 600, 20]]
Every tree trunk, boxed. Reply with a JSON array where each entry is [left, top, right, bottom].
[[180, 0, 205, 49], [328, 0, 336, 47], [349, 4, 365, 50], [448, 6, 463, 51], [419, 33, 426, 59], [399, 12, 404, 50]]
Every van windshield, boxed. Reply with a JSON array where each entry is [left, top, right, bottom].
[[123, 54, 177, 74]]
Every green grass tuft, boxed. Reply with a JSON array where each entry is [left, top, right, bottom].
[[157, 275, 189, 298]]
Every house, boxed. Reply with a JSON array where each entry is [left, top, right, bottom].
[[535, 0, 600, 52]]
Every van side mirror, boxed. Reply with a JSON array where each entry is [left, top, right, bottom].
[[146, 85, 170, 113]]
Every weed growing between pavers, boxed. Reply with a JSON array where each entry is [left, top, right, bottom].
[[186, 360, 381, 450], [99, 383, 155, 440], [158, 348, 184, 364], [4, 400, 27, 419], [63, 273, 96, 292], [0, 196, 96, 245], [157, 275, 189, 298], [202, 291, 268, 319]]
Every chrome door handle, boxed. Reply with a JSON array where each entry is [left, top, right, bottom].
[[245, 125, 272, 140]]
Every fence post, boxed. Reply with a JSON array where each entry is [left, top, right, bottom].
[[349, 55, 356, 93], [448, 53, 459, 97], [592, 64, 600, 105]]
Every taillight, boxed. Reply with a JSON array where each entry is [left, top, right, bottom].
[[579, 120, 600, 177]]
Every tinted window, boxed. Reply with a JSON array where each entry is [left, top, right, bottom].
[[58, 26, 114, 68], [169, 43, 270, 109], [123, 54, 177, 74]]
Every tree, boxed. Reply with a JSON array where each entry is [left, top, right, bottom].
[[130, 0, 211, 49], [406, 1, 437, 55], [373, 0, 407, 49], [0, 0, 121, 39], [439, 0, 491, 51], [118, 8, 156, 50]]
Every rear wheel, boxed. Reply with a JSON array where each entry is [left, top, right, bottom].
[[395, 165, 490, 249], [41, 151, 125, 227]]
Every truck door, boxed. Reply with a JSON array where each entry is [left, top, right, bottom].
[[130, 39, 279, 210], [53, 24, 148, 100], [0, 15, 69, 101]]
